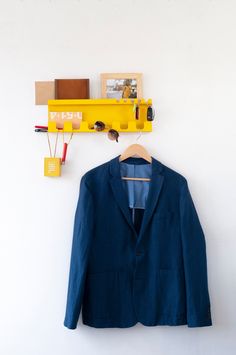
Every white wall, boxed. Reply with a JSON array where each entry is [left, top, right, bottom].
[[0, 0, 235, 354]]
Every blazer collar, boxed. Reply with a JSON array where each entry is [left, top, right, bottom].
[[109, 155, 164, 239]]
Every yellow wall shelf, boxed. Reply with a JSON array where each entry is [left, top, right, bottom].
[[48, 98, 153, 133]]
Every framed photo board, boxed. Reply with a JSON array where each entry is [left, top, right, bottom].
[[101, 73, 143, 99]]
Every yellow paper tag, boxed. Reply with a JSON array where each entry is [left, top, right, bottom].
[[44, 157, 61, 177]]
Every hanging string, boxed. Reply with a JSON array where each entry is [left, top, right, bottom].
[[46, 130, 59, 158], [68, 132, 74, 145], [53, 131, 59, 158], [46, 131, 52, 157], [62, 130, 74, 145]]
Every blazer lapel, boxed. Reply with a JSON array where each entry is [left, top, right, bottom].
[[137, 159, 164, 240], [109, 155, 164, 239], [109, 156, 138, 236]]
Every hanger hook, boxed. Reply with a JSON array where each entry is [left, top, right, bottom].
[[136, 130, 142, 141]]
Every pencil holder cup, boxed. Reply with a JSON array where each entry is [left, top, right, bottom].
[[44, 157, 61, 177]]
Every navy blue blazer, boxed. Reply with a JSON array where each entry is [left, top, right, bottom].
[[64, 155, 212, 329]]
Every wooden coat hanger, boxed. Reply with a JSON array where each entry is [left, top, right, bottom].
[[119, 144, 152, 181]]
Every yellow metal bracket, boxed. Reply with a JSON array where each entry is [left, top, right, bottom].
[[48, 98, 153, 133]]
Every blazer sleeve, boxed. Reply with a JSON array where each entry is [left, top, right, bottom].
[[179, 179, 212, 327], [64, 175, 94, 329]]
